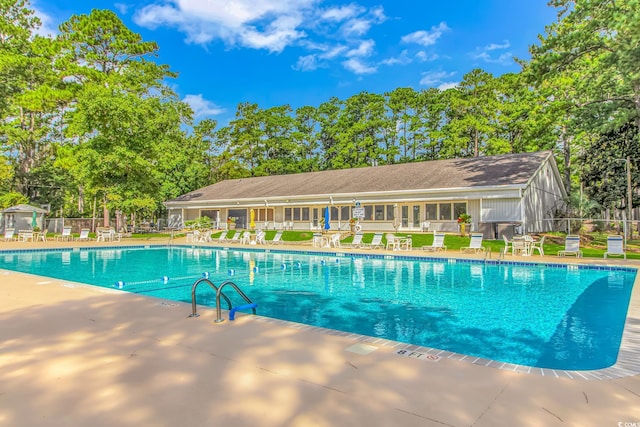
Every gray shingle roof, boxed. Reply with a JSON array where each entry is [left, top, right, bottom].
[[168, 151, 552, 203]]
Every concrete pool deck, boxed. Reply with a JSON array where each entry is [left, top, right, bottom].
[[2, 237, 640, 426]]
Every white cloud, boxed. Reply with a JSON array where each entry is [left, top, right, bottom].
[[31, 5, 57, 37], [114, 3, 130, 14], [346, 39, 375, 57], [321, 4, 363, 22], [419, 70, 456, 86], [342, 58, 377, 74], [380, 50, 411, 66], [134, 0, 317, 52], [471, 40, 513, 65], [183, 94, 225, 117], [134, 0, 387, 75], [293, 54, 321, 71], [415, 51, 439, 62], [484, 40, 510, 51], [438, 82, 458, 90], [401, 22, 449, 47]]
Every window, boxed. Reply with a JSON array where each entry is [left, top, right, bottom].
[[331, 206, 339, 221], [401, 206, 409, 227], [364, 205, 373, 221], [454, 203, 467, 219], [293, 208, 301, 221], [386, 205, 395, 221], [412, 205, 420, 227], [284, 208, 292, 221], [425, 204, 437, 220], [301, 207, 310, 221], [374, 205, 384, 220], [340, 206, 350, 221], [440, 203, 452, 220]]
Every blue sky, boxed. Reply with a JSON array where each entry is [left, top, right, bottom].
[[33, 1, 557, 125]]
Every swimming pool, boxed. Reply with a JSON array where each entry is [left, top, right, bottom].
[[1, 245, 635, 370]]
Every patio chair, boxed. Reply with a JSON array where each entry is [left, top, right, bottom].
[[422, 232, 447, 252], [529, 235, 546, 256], [604, 235, 626, 259], [558, 235, 582, 257], [385, 233, 400, 251], [2, 228, 17, 241], [461, 233, 485, 253], [56, 226, 73, 241], [328, 233, 342, 248], [269, 230, 284, 245], [241, 231, 251, 244], [364, 233, 384, 249], [349, 232, 364, 248], [255, 230, 266, 245], [511, 236, 529, 256], [76, 228, 90, 241]]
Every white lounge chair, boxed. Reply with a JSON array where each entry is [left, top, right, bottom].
[[604, 235, 626, 259], [558, 235, 582, 257], [216, 230, 228, 243], [364, 233, 384, 249], [2, 228, 17, 241], [255, 230, 266, 245], [349, 233, 364, 248], [56, 226, 73, 241], [76, 228, 90, 241], [461, 233, 485, 253], [227, 231, 242, 243], [270, 230, 284, 245], [422, 232, 447, 252]]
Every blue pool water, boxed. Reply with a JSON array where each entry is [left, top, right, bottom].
[[1, 246, 636, 370]]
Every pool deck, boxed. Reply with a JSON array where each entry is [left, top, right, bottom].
[[2, 237, 640, 426]]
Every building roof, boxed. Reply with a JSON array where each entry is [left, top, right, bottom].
[[1, 204, 47, 214], [168, 151, 555, 204]]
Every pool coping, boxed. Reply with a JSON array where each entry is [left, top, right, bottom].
[[2, 243, 639, 380]]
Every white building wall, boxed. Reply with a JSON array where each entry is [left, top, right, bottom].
[[523, 160, 566, 233], [481, 198, 522, 222]]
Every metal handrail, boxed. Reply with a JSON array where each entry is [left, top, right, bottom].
[[214, 280, 256, 323], [188, 278, 232, 318]]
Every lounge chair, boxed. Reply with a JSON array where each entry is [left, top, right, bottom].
[[216, 230, 228, 243], [56, 226, 73, 241], [349, 233, 364, 248], [529, 235, 546, 256], [270, 230, 284, 245], [2, 228, 17, 241], [227, 231, 242, 243], [364, 233, 384, 249], [558, 235, 582, 257], [422, 232, 447, 252], [76, 228, 90, 241], [461, 233, 485, 253], [255, 230, 266, 245], [604, 235, 626, 259]]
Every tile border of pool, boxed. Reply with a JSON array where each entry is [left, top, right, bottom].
[[2, 243, 639, 380]]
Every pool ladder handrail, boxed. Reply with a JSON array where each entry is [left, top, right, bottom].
[[188, 278, 256, 323]]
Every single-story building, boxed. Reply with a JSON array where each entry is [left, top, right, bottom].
[[0, 204, 47, 233], [165, 151, 568, 239]]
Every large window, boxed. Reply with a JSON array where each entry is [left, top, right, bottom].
[[424, 202, 467, 221], [453, 203, 467, 219], [425, 204, 437, 220], [386, 205, 395, 221], [439, 203, 452, 220], [374, 205, 385, 220], [340, 206, 350, 221]]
